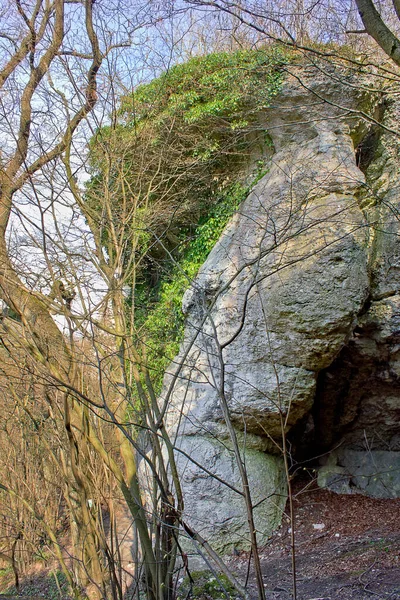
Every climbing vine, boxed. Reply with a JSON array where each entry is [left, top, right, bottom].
[[139, 181, 252, 389]]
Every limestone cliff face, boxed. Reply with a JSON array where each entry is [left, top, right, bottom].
[[160, 66, 400, 553]]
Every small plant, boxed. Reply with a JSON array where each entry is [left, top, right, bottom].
[[177, 570, 238, 600]]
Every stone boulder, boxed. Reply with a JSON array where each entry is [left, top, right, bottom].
[[160, 65, 389, 554], [160, 64, 400, 552]]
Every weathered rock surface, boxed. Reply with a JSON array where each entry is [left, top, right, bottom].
[[318, 449, 400, 498], [172, 437, 286, 553], [161, 66, 400, 554], [308, 98, 400, 497]]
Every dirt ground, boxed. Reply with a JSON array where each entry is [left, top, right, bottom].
[[224, 478, 400, 600], [1, 478, 399, 599]]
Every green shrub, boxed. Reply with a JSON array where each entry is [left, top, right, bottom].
[[85, 46, 288, 269], [120, 47, 288, 128], [85, 46, 289, 393]]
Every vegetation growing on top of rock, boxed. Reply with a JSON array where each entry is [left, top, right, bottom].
[[120, 47, 286, 126], [85, 46, 288, 263], [84, 46, 289, 386]]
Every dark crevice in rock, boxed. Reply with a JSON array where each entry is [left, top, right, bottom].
[[292, 320, 400, 471], [292, 299, 376, 461], [356, 127, 382, 172], [357, 290, 373, 317], [289, 300, 400, 475], [355, 101, 387, 173]]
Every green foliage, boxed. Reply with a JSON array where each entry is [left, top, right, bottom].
[[86, 47, 289, 391], [139, 181, 253, 390], [177, 570, 237, 599], [86, 46, 289, 275], [0, 566, 12, 581], [121, 46, 288, 128]]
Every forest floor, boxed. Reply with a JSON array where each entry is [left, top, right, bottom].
[[224, 478, 400, 600], [1, 479, 399, 599]]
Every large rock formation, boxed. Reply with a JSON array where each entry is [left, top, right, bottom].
[[160, 65, 400, 554]]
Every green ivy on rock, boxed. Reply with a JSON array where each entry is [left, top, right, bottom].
[[139, 180, 258, 392]]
